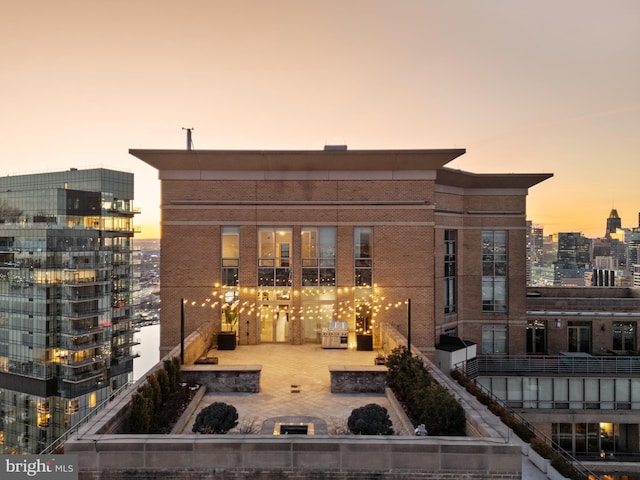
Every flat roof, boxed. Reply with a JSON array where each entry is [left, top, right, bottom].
[[129, 148, 466, 172], [130, 147, 552, 189], [438, 167, 553, 189]]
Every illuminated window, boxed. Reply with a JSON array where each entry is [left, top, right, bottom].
[[258, 227, 292, 287], [221, 227, 239, 286], [36, 400, 50, 429], [89, 392, 96, 408], [355, 227, 372, 286], [66, 399, 79, 414], [301, 227, 336, 286]]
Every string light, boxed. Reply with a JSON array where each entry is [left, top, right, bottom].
[[180, 285, 407, 334]]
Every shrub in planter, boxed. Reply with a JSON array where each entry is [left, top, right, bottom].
[[413, 383, 466, 436], [147, 374, 163, 413], [487, 402, 506, 417], [386, 346, 432, 404], [498, 411, 534, 442], [550, 456, 586, 480], [530, 437, 554, 459], [164, 357, 181, 391], [156, 368, 171, 404], [530, 438, 587, 480], [192, 402, 239, 434], [128, 391, 153, 433], [348, 403, 394, 435]]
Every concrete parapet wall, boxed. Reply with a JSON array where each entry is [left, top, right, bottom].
[[181, 365, 262, 393], [329, 365, 387, 393], [66, 435, 521, 480]]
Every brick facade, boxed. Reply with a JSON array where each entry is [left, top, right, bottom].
[[132, 148, 551, 358]]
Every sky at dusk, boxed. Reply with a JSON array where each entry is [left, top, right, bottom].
[[2, 0, 638, 239]]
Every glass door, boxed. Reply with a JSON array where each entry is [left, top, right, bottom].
[[259, 304, 289, 342]]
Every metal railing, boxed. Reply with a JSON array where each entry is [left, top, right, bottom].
[[40, 382, 132, 455], [454, 362, 603, 480], [477, 354, 640, 376]]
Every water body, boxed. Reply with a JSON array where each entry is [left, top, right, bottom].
[[133, 323, 160, 381]]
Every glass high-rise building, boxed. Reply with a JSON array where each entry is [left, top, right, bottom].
[[0, 168, 139, 453]]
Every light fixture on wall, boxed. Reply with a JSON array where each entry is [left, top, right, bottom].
[[555, 318, 562, 328]]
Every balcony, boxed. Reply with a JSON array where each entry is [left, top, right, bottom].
[[477, 354, 640, 377], [58, 335, 109, 351], [60, 368, 106, 384], [61, 307, 109, 320]]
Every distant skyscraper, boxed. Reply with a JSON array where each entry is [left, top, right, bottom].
[[557, 232, 590, 266], [606, 208, 622, 238], [526, 222, 544, 285], [554, 232, 591, 285], [625, 229, 640, 272], [0, 168, 139, 453]]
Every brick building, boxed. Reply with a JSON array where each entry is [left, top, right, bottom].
[[131, 147, 551, 358]]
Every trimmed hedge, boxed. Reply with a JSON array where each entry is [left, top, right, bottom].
[[192, 402, 238, 434], [386, 346, 466, 436], [348, 403, 394, 435]]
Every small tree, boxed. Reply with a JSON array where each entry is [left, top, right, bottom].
[[128, 391, 153, 433], [347, 403, 394, 435], [147, 374, 163, 413], [163, 356, 181, 391], [192, 402, 238, 434], [156, 368, 171, 403]]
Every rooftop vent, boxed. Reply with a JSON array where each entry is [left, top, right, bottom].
[[324, 145, 347, 151]]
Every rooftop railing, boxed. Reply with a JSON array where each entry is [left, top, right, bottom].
[[477, 354, 640, 376]]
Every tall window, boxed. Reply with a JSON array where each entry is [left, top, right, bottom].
[[482, 325, 507, 354], [258, 227, 292, 286], [355, 227, 372, 286], [482, 230, 508, 312], [221, 227, 239, 286], [568, 321, 591, 353], [526, 319, 547, 354], [444, 229, 457, 314], [301, 227, 336, 286], [613, 322, 636, 351]]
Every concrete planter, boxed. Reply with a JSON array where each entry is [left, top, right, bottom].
[[170, 385, 206, 434], [527, 445, 550, 473]]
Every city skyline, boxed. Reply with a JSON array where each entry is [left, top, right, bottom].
[[2, 0, 638, 239]]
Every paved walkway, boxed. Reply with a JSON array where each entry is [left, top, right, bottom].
[[181, 343, 549, 479], [181, 343, 409, 435]]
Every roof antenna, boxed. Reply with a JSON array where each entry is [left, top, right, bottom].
[[182, 127, 194, 150]]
